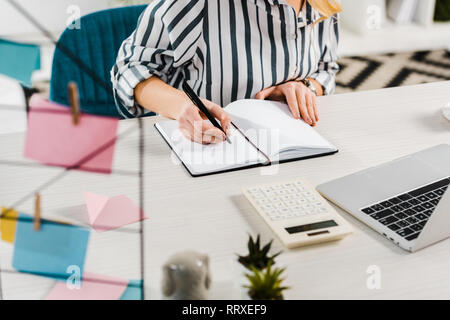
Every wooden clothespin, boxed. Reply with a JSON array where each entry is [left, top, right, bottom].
[[34, 193, 41, 231], [68, 82, 80, 125]]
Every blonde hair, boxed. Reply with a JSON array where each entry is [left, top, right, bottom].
[[307, 0, 342, 23], [305, 0, 342, 59]]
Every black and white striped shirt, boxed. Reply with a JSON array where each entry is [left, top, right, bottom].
[[111, 0, 340, 118]]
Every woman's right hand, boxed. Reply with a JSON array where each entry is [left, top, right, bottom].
[[177, 99, 231, 144]]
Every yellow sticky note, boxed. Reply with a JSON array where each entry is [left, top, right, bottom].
[[1, 207, 18, 243]]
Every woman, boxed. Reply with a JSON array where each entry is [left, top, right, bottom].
[[112, 0, 341, 144]]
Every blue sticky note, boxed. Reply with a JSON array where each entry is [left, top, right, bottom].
[[0, 38, 41, 87], [120, 280, 143, 300], [12, 213, 90, 281]]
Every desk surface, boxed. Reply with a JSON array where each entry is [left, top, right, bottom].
[[1, 81, 450, 300]]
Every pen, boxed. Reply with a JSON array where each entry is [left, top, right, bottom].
[[182, 81, 231, 144]]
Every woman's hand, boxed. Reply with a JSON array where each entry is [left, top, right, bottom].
[[177, 99, 231, 144], [256, 80, 319, 126]]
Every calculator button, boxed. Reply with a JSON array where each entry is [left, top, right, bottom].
[[274, 202, 285, 209], [285, 200, 297, 207], [262, 204, 274, 211], [257, 199, 269, 205], [253, 193, 265, 199]]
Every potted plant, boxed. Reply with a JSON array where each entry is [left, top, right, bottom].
[[237, 234, 280, 270], [234, 234, 289, 300], [245, 263, 289, 300]]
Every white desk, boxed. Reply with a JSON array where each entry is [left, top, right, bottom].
[[0, 81, 449, 300]]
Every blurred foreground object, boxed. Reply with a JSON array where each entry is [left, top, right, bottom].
[[162, 251, 211, 300]]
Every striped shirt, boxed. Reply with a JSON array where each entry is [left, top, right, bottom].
[[111, 0, 340, 118]]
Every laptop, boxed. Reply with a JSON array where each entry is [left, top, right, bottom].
[[317, 144, 450, 252]]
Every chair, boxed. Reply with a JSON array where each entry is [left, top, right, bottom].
[[50, 5, 148, 118]]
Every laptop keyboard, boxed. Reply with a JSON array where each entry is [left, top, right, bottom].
[[361, 177, 450, 242]]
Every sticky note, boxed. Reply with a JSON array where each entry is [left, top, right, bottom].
[[0, 38, 40, 87], [24, 94, 119, 174], [45, 272, 128, 300], [0, 207, 18, 243], [120, 280, 143, 300], [84, 192, 147, 232], [12, 213, 90, 280]]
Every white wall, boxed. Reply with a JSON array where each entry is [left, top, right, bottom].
[[0, 0, 111, 38]]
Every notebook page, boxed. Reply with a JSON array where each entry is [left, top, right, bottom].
[[225, 99, 336, 157], [155, 120, 266, 176]]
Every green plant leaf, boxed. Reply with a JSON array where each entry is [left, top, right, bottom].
[[243, 262, 289, 300], [237, 234, 281, 271]]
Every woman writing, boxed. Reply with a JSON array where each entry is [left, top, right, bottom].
[[112, 0, 341, 144]]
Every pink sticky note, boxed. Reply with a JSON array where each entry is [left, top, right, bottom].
[[24, 94, 119, 174], [45, 272, 128, 300], [84, 192, 147, 232]]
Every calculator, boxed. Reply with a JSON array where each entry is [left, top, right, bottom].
[[243, 179, 353, 248]]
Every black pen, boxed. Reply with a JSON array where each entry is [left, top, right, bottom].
[[182, 81, 231, 144]]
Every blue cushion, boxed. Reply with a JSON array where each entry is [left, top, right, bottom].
[[50, 5, 148, 118]]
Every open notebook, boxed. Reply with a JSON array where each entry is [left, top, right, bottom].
[[155, 99, 338, 177]]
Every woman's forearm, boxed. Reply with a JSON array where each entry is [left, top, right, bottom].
[[308, 78, 325, 96], [134, 77, 190, 120]]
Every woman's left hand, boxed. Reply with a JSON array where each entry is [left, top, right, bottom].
[[255, 80, 319, 126]]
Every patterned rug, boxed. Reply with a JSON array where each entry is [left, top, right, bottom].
[[335, 49, 450, 94]]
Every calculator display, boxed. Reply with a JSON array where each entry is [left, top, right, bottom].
[[285, 220, 338, 235]]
